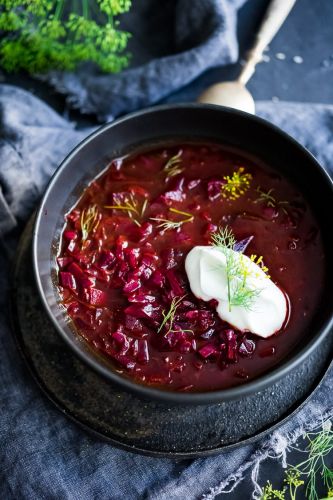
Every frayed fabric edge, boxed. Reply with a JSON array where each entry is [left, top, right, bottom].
[[202, 408, 333, 500]]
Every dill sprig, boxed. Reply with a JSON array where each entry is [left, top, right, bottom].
[[157, 296, 185, 334], [221, 167, 252, 201], [260, 420, 333, 500], [104, 193, 148, 226], [210, 226, 262, 312], [150, 207, 194, 231], [80, 204, 100, 241], [0, 0, 132, 75], [255, 186, 289, 214], [163, 151, 184, 178]]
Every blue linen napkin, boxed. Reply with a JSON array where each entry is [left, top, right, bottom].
[[46, 0, 246, 121], [1, 84, 333, 500]]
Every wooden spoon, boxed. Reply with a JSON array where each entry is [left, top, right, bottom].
[[198, 0, 297, 114]]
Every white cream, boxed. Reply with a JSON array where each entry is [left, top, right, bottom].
[[185, 246, 287, 338]]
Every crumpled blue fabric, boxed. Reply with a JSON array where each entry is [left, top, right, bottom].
[[0, 84, 333, 500], [47, 0, 246, 121]]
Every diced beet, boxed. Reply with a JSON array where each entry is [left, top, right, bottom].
[[67, 262, 86, 280], [178, 339, 192, 353], [185, 310, 199, 320], [67, 301, 80, 315], [159, 177, 186, 204], [208, 299, 219, 309], [66, 209, 80, 223], [198, 344, 218, 359], [80, 276, 96, 289], [123, 279, 141, 294], [124, 303, 160, 321], [63, 230, 77, 241], [89, 288, 107, 307], [207, 178, 224, 201], [111, 331, 130, 355], [97, 250, 115, 269], [67, 239, 77, 253], [187, 179, 201, 190], [57, 256, 73, 269], [111, 352, 136, 370], [125, 315, 144, 333], [125, 248, 140, 269], [127, 293, 156, 304], [200, 328, 215, 339], [224, 329, 238, 361], [239, 339, 256, 357], [59, 272, 76, 291], [166, 269, 185, 296], [115, 235, 128, 261], [149, 270, 165, 288], [137, 222, 153, 242], [175, 232, 191, 243], [137, 339, 149, 364]]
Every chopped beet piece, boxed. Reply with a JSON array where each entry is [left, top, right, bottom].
[[149, 270, 165, 288], [137, 339, 149, 364], [127, 293, 156, 304], [207, 178, 224, 201], [123, 279, 141, 294], [63, 230, 77, 241], [187, 179, 201, 190], [125, 248, 140, 269], [198, 344, 218, 359], [166, 269, 185, 296], [239, 339, 256, 357], [60, 272, 76, 291], [97, 250, 115, 269], [57, 256, 73, 269], [89, 288, 107, 306], [124, 303, 160, 321]]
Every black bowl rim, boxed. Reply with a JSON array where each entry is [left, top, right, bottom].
[[33, 103, 333, 405]]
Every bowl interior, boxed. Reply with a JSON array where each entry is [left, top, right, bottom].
[[33, 104, 333, 404]]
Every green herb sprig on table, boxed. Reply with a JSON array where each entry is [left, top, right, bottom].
[[260, 420, 333, 500], [0, 0, 132, 74]]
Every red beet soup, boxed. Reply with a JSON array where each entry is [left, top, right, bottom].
[[56, 143, 324, 392]]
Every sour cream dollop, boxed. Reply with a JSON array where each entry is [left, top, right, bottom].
[[185, 246, 287, 338]]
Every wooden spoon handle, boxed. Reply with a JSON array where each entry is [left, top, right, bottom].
[[238, 0, 296, 85]]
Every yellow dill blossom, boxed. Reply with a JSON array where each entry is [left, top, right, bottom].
[[250, 254, 270, 278], [222, 167, 252, 200]]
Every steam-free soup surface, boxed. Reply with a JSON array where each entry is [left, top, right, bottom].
[[57, 143, 324, 392]]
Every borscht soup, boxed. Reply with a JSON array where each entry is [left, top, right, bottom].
[[56, 143, 324, 392]]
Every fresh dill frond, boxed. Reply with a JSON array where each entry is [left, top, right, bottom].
[[260, 420, 333, 500], [221, 167, 252, 201], [210, 226, 265, 312], [255, 186, 289, 214], [260, 482, 286, 500], [163, 151, 184, 178], [210, 226, 236, 249], [105, 193, 148, 226], [158, 296, 185, 334], [150, 207, 193, 231], [80, 204, 100, 241], [0, 1, 132, 75]]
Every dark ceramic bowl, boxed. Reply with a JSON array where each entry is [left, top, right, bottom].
[[33, 104, 333, 405]]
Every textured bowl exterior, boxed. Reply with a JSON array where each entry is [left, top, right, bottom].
[[33, 104, 333, 404]]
